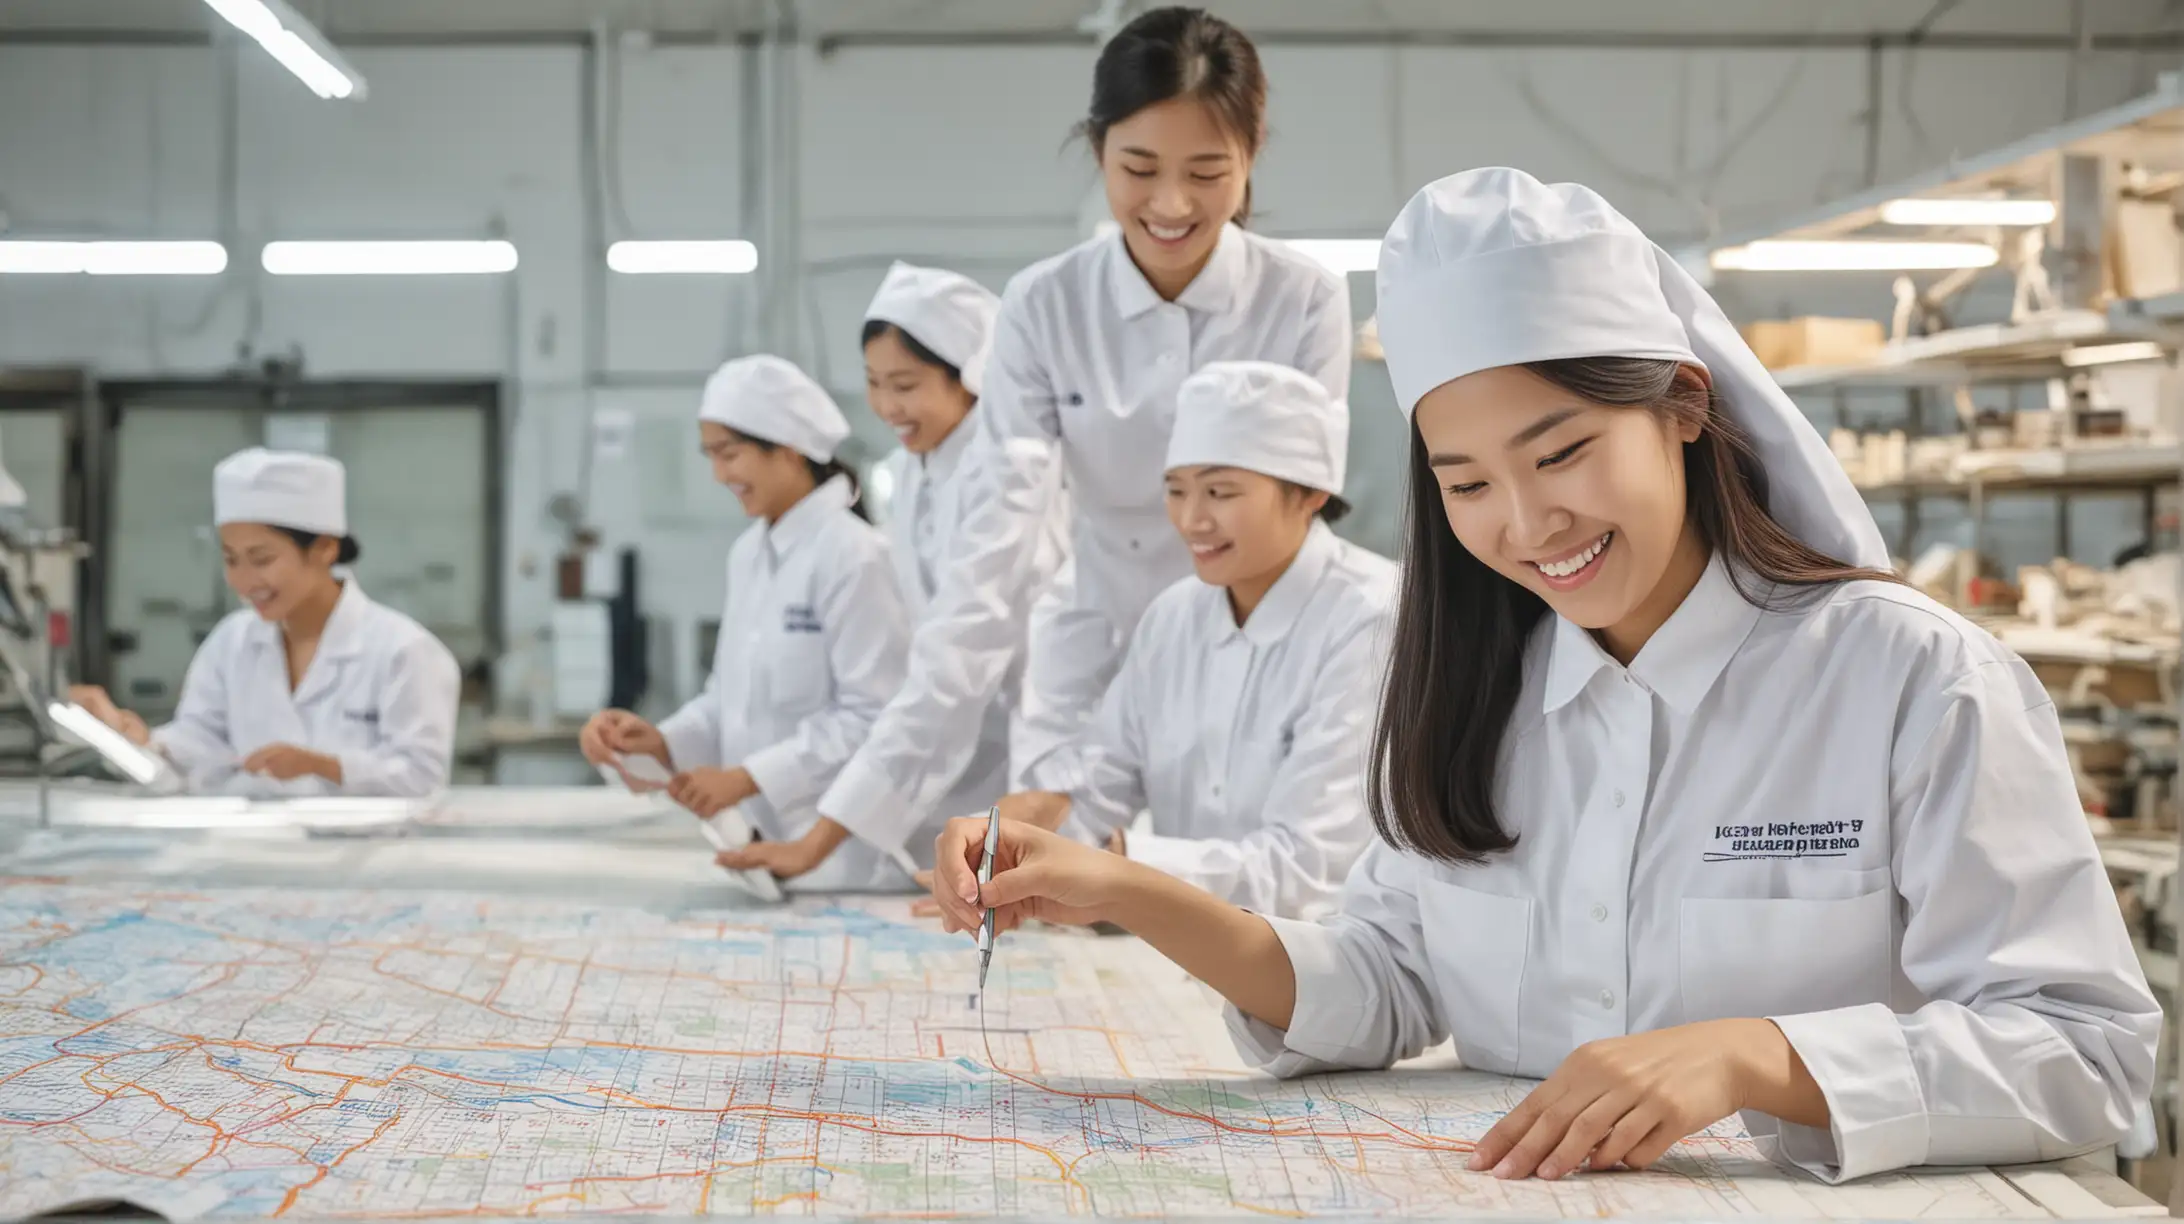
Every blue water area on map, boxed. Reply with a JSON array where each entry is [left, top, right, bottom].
[[63, 997, 109, 1019]]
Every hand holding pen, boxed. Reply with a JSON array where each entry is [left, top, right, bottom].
[[929, 815, 1127, 939]]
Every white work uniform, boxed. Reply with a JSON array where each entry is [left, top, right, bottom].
[[153, 580, 461, 798], [878, 420, 1067, 819], [1031, 521, 1393, 919], [823, 224, 1353, 855], [657, 476, 918, 892], [1234, 557, 2161, 1182]]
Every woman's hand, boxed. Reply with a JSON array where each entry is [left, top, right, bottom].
[[997, 790, 1073, 832], [581, 709, 669, 776], [69, 685, 151, 747], [716, 818, 850, 881], [242, 743, 341, 784], [1469, 1018, 1825, 1180], [929, 816, 1135, 935], [668, 766, 757, 818]]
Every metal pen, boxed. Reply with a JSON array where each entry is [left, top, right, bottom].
[[975, 804, 1000, 994]]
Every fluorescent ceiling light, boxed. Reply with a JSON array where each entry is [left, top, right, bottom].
[[262, 240, 519, 276], [1879, 197, 2057, 228], [2060, 341, 2166, 368], [201, 0, 365, 100], [608, 240, 758, 275], [1711, 240, 1999, 272], [1286, 238, 1381, 275], [0, 241, 227, 276]]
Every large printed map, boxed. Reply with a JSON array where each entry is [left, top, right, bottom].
[[1, 882, 2055, 1219]]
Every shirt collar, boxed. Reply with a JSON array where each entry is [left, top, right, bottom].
[[1541, 552, 1763, 716], [763, 474, 853, 557], [1106, 223, 1248, 320], [919, 415, 975, 486], [244, 578, 370, 660], [1218, 519, 1338, 648]]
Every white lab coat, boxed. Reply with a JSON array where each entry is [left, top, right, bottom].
[[823, 224, 1353, 855], [1231, 556, 2160, 1183], [1030, 522, 1392, 919], [153, 580, 461, 798], [657, 476, 918, 892], [877, 418, 1068, 818]]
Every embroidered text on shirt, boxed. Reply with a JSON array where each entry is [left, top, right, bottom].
[[343, 708, 381, 724], [782, 604, 823, 634], [1703, 819, 1863, 862]]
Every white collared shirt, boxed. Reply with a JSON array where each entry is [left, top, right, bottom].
[[824, 225, 1353, 855], [1031, 522, 1393, 919], [657, 476, 917, 890], [878, 420, 1069, 821], [153, 579, 462, 798], [1232, 556, 2159, 1182]]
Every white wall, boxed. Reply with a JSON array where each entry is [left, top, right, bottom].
[[0, 34, 2167, 706]]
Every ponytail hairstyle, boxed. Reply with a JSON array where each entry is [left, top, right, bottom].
[[1078, 7, 1268, 227]]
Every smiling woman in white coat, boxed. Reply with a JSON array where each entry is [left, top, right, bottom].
[[72, 448, 461, 797], [861, 262, 1067, 825], [803, 7, 1353, 886], [580, 355, 915, 891], [997, 361, 1391, 920], [930, 169, 2159, 1185]]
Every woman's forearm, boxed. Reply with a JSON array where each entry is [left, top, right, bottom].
[[1107, 860, 1298, 1030]]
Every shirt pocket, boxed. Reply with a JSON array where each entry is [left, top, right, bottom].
[[760, 630, 831, 714], [1417, 878, 1533, 1075], [1678, 866, 1894, 1024]]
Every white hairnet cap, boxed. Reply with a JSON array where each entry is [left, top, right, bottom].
[[864, 262, 1002, 396], [698, 355, 851, 463], [213, 447, 347, 537], [1375, 167, 1888, 569], [1167, 361, 1349, 495]]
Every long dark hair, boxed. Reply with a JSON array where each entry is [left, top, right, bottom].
[[722, 428, 870, 524], [861, 318, 964, 385], [1079, 6, 1267, 226], [1367, 357, 1898, 865]]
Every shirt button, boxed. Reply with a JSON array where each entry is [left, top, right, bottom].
[[1590, 904, 1608, 923], [1212, 784, 1223, 797], [1612, 790, 1625, 808], [1598, 989, 1615, 1009]]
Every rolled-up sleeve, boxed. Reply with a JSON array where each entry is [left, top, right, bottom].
[[1762, 658, 2159, 1183], [1224, 841, 1448, 1077]]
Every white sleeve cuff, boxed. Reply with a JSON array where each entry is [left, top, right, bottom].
[[655, 709, 718, 774], [742, 740, 820, 810], [1767, 1004, 1931, 1182], [819, 756, 915, 858], [1220, 914, 1365, 1077]]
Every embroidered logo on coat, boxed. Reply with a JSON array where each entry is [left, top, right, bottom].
[[782, 603, 823, 634], [1704, 820, 1864, 862]]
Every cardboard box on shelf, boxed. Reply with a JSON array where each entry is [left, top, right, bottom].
[[2112, 196, 2182, 301], [1742, 317, 1886, 370]]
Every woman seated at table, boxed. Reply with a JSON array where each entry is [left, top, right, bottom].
[[73, 448, 462, 797], [993, 360, 1394, 920]]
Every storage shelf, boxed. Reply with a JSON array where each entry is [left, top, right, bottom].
[[1775, 310, 2178, 390], [1851, 441, 2183, 496]]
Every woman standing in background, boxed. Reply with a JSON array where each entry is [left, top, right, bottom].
[[863, 262, 1070, 829], [770, 6, 1355, 884]]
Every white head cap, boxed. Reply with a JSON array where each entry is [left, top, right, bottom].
[[1166, 361, 1348, 496], [213, 448, 347, 537], [863, 262, 1002, 396], [1375, 167, 1888, 569], [698, 355, 851, 463]]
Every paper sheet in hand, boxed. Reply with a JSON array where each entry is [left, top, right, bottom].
[[699, 805, 782, 902], [601, 751, 673, 792]]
